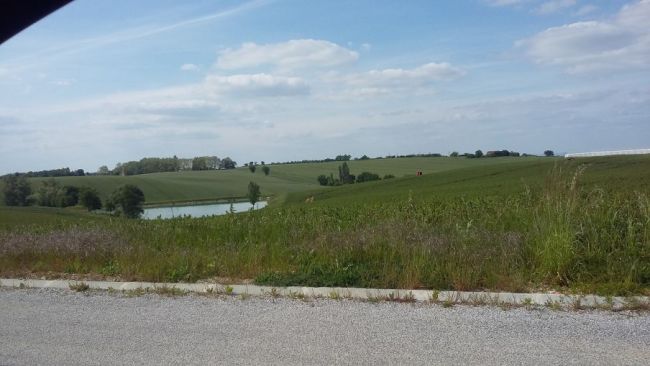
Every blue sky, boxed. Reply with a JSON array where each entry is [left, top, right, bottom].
[[0, 0, 649, 173]]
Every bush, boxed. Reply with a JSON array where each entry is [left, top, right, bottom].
[[79, 187, 102, 211], [317, 175, 328, 186], [262, 166, 270, 176], [2, 175, 31, 206], [108, 185, 144, 218], [383, 174, 395, 179], [60, 186, 80, 207], [356, 172, 380, 183]]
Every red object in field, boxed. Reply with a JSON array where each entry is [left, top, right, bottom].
[[416, 171, 423, 176]]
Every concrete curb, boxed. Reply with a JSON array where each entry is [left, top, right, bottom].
[[1, 278, 647, 309]]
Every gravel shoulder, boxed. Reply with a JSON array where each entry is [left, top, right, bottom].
[[1, 287, 648, 365]]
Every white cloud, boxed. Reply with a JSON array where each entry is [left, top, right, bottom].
[[333, 62, 464, 97], [204, 73, 309, 97], [484, 0, 526, 7], [518, 0, 650, 73], [180, 63, 199, 71], [535, 0, 577, 15], [51, 79, 75, 87], [216, 39, 359, 69]]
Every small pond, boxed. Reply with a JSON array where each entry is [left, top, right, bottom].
[[142, 201, 267, 220]]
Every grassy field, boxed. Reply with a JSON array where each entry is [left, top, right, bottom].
[[0, 155, 648, 295], [1, 156, 549, 206]]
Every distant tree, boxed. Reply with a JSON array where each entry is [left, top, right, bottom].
[[108, 185, 144, 218], [2, 175, 32, 206], [249, 162, 256, 173], [356, 172, 380, 183], [97, 165, 110, 175], [338, 162, 355, 184], [35, 179, 62, 207], [335, 154, 351, 161], [220, 157, 237, 169], [261, 161, 265, 165], [450, 152, 459, 157], [475, 150, 484, 158], [192, 157, 208, 171], [79, 187, 102, 211], [75, 169, 85, 176], [544, 150, 555, 157], [359, 155, 370, 160], [317, 175, 328, 186], [59, 185, 80, 207], [262, 166, 270, 176], [247, 181, 261, 206]]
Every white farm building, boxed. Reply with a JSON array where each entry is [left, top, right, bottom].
[[565, 149, 650, 158]]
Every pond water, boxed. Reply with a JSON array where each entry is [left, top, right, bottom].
[[142, 201, 267, 220]]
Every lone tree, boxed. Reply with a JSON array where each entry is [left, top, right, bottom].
[[544, 150, 555, 157], [450, 151, 459, 157], [2, 175, 31, 206], [247, 181, 261, 206], [338, 162, 355, 184], [248, 162, 256, 173], [475, 150, 484, 158], [79, 187, 102, 211], [108, 184, 145, 218], [262, 165, 270, 176]]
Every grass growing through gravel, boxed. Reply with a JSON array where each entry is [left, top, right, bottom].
[[0, 156, 648, 296]]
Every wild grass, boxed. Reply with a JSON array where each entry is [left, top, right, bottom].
[[0, 157, 648, 296]]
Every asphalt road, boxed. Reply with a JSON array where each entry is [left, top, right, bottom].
[[1, 288, 648, 365]]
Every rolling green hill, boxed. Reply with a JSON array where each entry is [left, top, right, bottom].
[[284, 155, 650, 206], [2, 156, 550, 206]]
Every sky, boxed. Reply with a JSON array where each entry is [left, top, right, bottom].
[[0, 0, 649, 174]]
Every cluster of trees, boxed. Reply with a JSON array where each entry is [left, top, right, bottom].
[[2, 176, 145, 219], [449, 149, 554, 158], [2, 175, 31, 206], [246, 162, 271, 176], [2, 175, 102, 211], [316, 162, 386, 186], [268, 154, 354, 166], [383, 153, 442, 159], [2, 167, 85, 179], [98, 156, 237, 176]]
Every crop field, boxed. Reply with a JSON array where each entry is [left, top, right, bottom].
[[0, 156, 548, 206], [1, 155, 649, 295]]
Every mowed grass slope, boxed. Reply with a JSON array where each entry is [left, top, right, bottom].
[[3, 156, 549, 205], [285, 155, 650, 205]]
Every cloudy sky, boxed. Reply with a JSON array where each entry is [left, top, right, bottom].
[[1, 0, 649, 174]]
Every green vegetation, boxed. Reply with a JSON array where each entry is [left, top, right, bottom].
[[79, 187, 102, 211], [2, 175, 32, 206], [247, 182, 261, 206], [0, 156, 545, 206], [106, 185, 145, 218], [0, 155, 648, 295]]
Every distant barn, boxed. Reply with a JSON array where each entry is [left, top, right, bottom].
[[564, 149, 650, 158]]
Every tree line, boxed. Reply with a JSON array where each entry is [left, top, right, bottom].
[[1, 167, 86, 179], [2, 175, 145, 218], [102, 155, 237, 176]]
